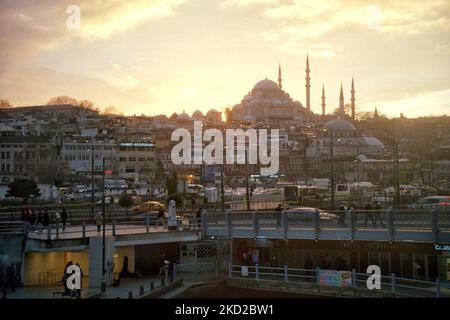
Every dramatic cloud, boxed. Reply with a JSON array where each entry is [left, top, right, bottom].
[[0, 0, 448, 117]]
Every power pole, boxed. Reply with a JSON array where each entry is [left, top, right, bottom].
[[330, 129, 335, 210], [91, 138, 95, 218], [102, 157, 106, 285], [393, 118, 400, 208], [221, 164, 225, 212]]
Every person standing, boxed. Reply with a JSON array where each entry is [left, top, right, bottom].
[[364, 202, 374, 227], [55, 210, 62, 235], [61, 208, 67, 232], [373, 202, 384, 227], [0, 256, 7, 299], [156, 205, 165, 228], [159, 255, 166, 285], [43, 210, 50, 226], [95, 211, 103, 233], [75, 263, 83, 298], [37, 210, 43, 233], [6, 264, 15, 293]]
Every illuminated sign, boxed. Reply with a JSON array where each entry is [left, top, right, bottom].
[[434, 244, 450, 251], [119, 142, 154, 147]]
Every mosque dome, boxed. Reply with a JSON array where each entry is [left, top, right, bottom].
[[177, 110, 190, 121], [324, 117, 356, 131], [192, 110, 203, 117], [361, 136, 384, 149], [253, 79, 279, 90]]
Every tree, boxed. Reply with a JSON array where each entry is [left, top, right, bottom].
[[118, 194, 134, 215], [166, 171, 178, 195], [47, 96, 78, 106], [224, 107, 232, 123], [0, 99, 12, 108], [6, 178, 41, 202], [104, 106, 119, 115], [153, 160, 166, 184]]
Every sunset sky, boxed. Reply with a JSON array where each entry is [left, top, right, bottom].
[[0, 0, 449, 118]]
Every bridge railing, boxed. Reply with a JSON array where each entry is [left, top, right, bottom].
[[204, 208, 450, 241], [228, 264, 450, 298], [0, 221, 25, 234], [25, 216, 203, 240]]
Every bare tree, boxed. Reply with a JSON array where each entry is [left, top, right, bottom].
[[0, 99, 12, 108]]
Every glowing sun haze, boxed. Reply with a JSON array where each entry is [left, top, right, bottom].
[[0, 0, 449, 118]]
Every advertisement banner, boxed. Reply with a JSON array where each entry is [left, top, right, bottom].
[[319, 270, 352, 287]]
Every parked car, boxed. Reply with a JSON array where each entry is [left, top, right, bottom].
[[286, 207, 337, 220], [133, 201, 165, 213], [408, 196, 450, 209]]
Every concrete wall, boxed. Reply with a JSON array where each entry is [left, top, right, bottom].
[[88, 236, 114, 288], [23, 251, 89, 286]]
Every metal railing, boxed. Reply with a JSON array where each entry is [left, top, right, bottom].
[[204, 208, 450, 242], [25, 217, 203, 241], [228, 264, 450, 298]]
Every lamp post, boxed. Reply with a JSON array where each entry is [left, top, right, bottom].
[[91, 138, 95, 218], [324, 128, 335, 210], [392, 118, 400, 209], [220, 146, 226, 212], [101, 157, 106, 291]]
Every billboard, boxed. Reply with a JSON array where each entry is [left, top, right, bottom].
[[319, 270, 352, 287]]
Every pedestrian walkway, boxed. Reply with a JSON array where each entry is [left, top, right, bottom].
[[3, 276, 164, 299]]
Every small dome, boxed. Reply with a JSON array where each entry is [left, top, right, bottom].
[[206, 109, 219, 116], [177, 110, 190, 121], [192, 110, 203, 117], [362, 137, 384, 149], [253, 79, 279, 90], [324, 117, 356, 131]]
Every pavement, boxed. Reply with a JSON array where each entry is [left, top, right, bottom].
[[27, 224, 170, 240], [3, 276, 165, 299]]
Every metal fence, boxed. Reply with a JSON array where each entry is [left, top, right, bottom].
[[228, 264, 450, 298], [204, 208, 450, 242]]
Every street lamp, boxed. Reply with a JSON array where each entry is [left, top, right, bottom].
[[90, 138, 95, 218], [101, 157, 106, 292], [324, 128, 335, 210]]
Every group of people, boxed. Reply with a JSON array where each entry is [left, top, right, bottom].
[[21, 207, 68, 233], [337, 202, 385, 227], [0, 256, 15, 299]]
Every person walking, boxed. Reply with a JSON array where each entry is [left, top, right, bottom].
[[275, 203, 283, 229], [75, 263, 83, 298], [195, 207, 203, 229], [37, 210, 43, 233], [0, 256, 7, 299], [156, 205, 165, 228], [61, 208, 67, 232], [159, 255, 167, 285], [364, 202, 374, 227], [6, 264, 15, 293], [373, 202, 384, 227], [55, 210, 62, 235], [95, 211, 103, 233]]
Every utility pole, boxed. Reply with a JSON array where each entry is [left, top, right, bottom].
[[221, 164, 225, 212], [329, 129, 335, 210], [393, 118, 400, 208], [91, 138, 95, 218], [101, 157, 106, 288]]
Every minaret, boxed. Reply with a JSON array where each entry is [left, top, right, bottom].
[[351, 77, 355, 120], [321, 84, 326, 116], [339, 82, 344, 115], [305, 54, 311, 111], [278, 64, 282, 89]]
